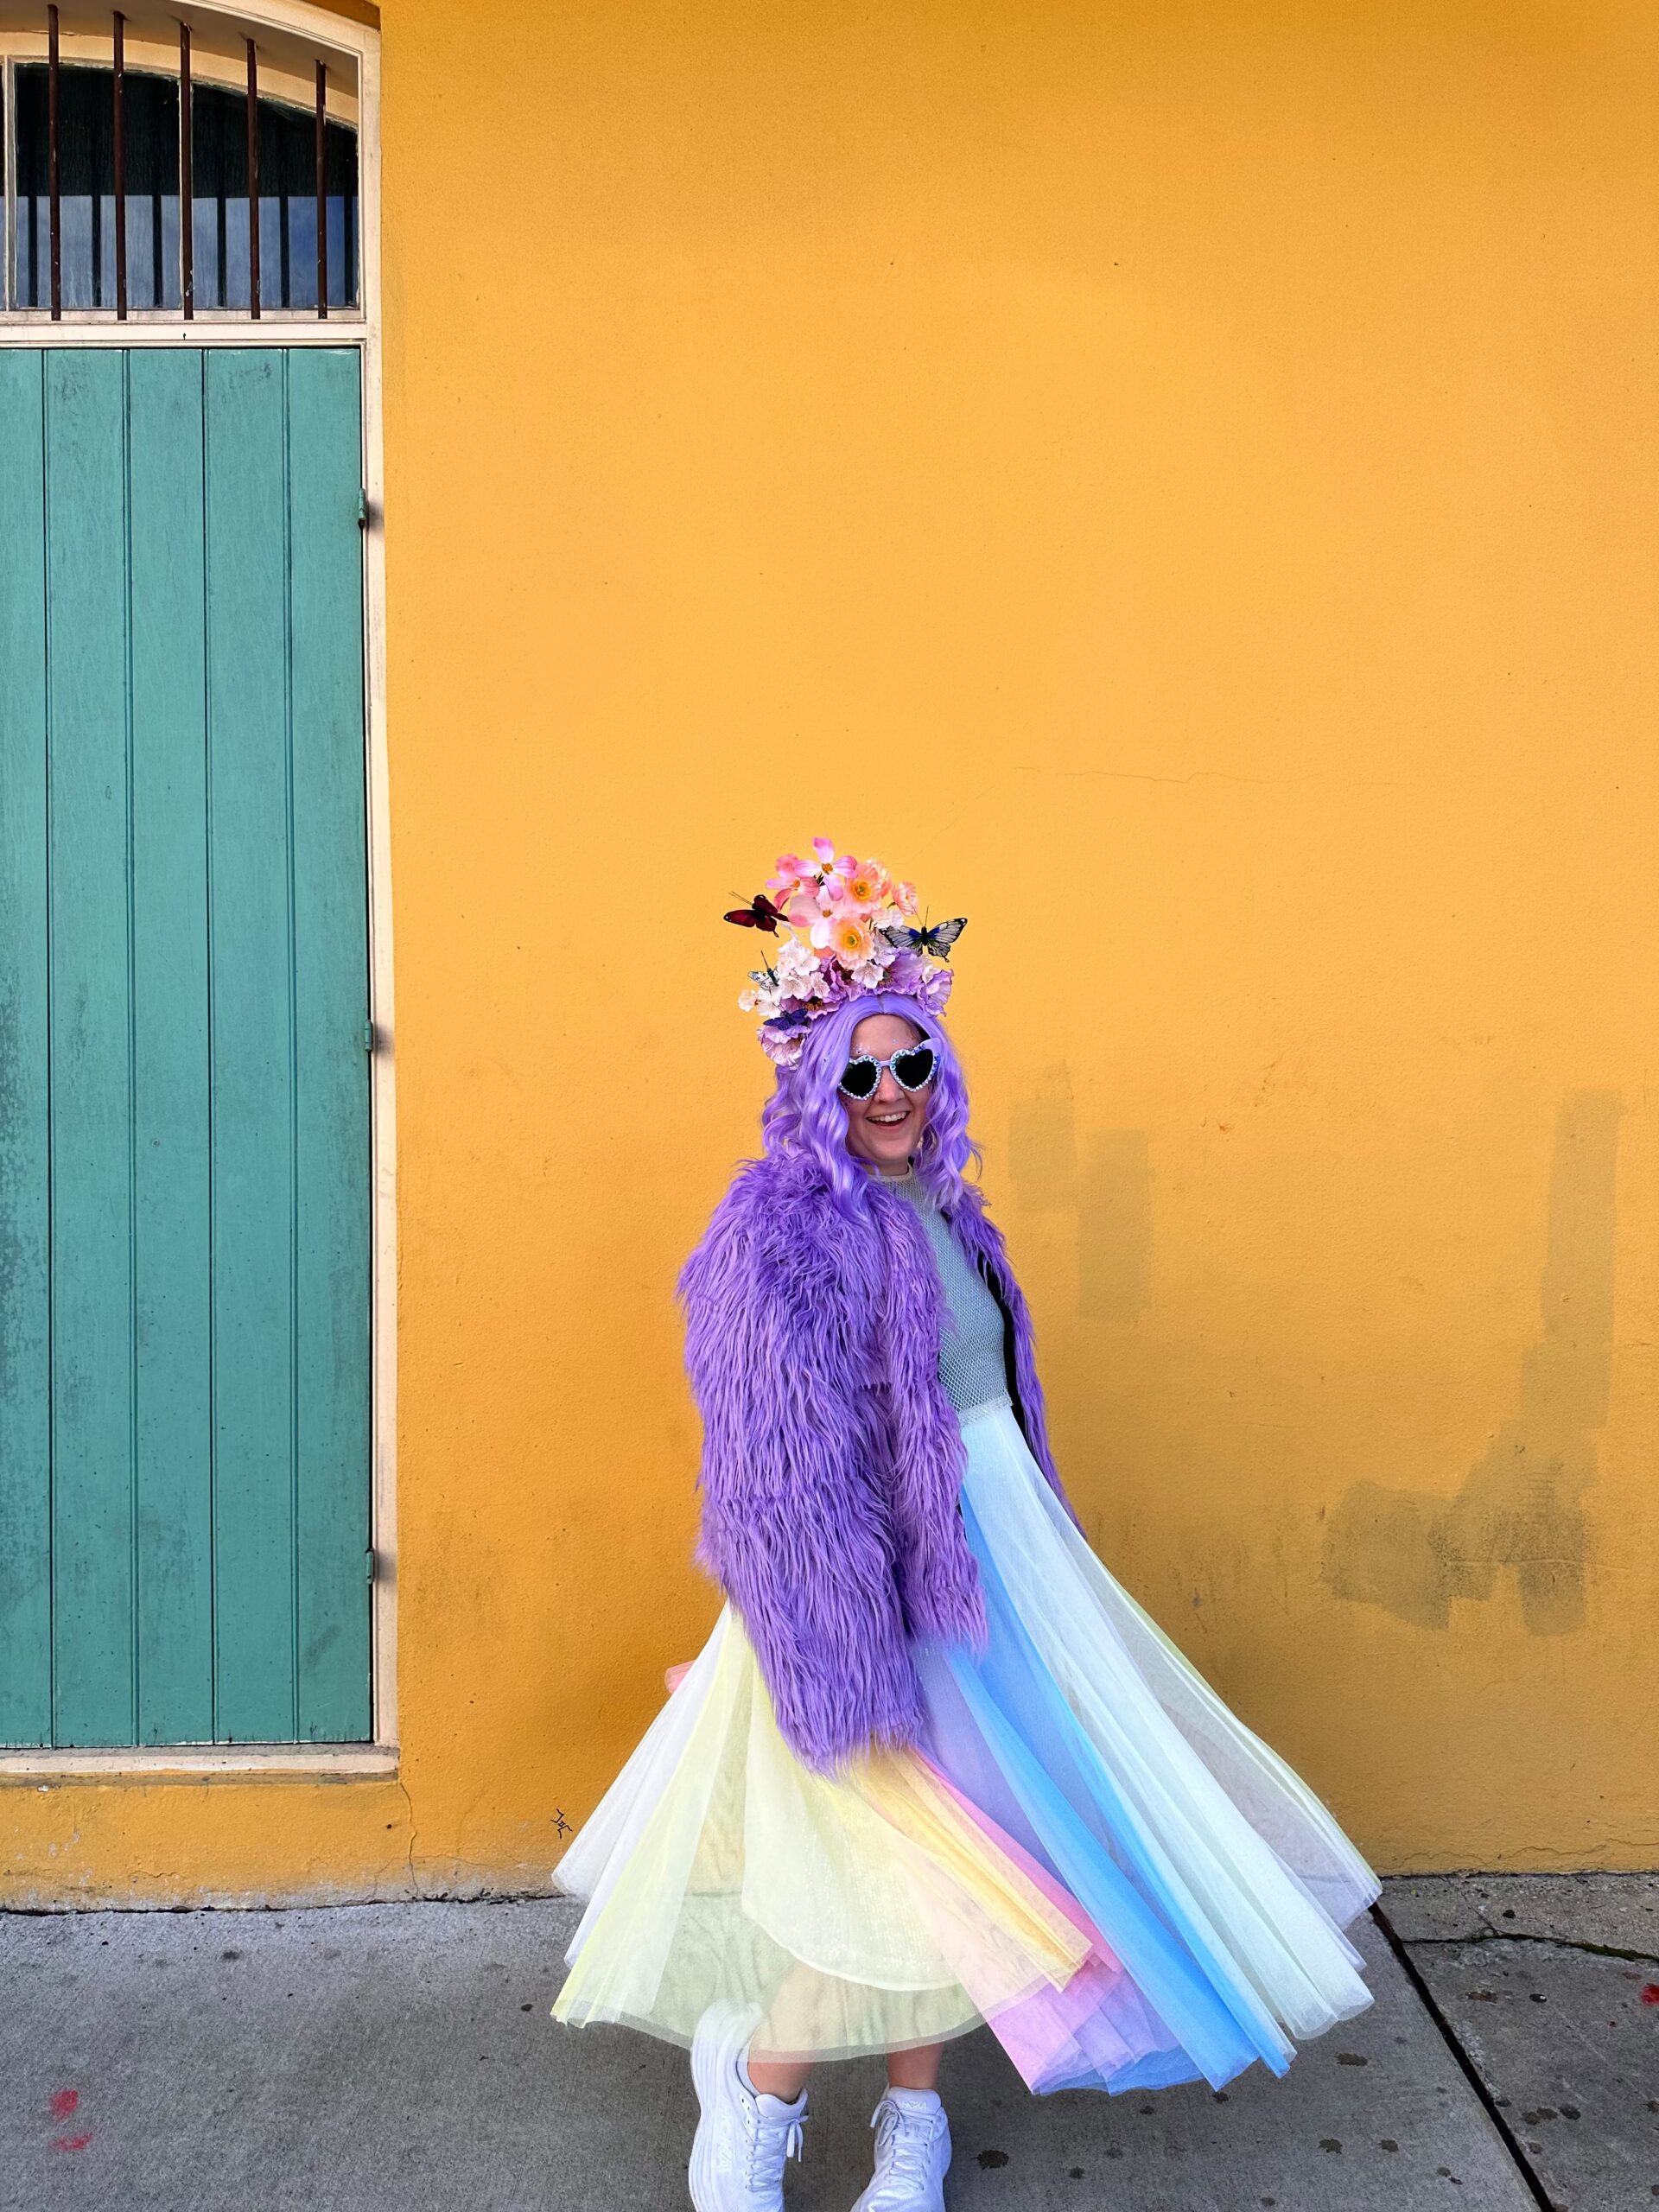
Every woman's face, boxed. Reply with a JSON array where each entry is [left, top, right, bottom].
[[839, 1012, 932, 1177]]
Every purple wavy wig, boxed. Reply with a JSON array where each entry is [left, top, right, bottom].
[[757, 988, 984, 1218]]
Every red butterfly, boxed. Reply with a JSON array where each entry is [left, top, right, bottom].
[[723, 893, 791, 933]]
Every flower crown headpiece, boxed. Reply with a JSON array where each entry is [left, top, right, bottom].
[[723, 836, 967, 1069]]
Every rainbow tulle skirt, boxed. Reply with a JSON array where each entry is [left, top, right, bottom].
[[551, 1396, 1379, 2092]]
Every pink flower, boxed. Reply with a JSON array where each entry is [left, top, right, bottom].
[[813, 913, 877, 968], [766, 852, 818, 902], [771, 838, 868, 921], [838, 919, 876, 967], [817, 852, 864, 910], [833, 859, 888, 912]]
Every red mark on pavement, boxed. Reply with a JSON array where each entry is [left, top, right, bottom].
[[48, 2091, 91, 2152], [1640, 1983, 1659, 2005]]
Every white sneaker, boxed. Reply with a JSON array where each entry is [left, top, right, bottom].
[[851, 2086, 950, 2210], [688, 1999, 808, 2211]]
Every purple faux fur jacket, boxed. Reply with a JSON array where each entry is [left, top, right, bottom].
[[677, 1150, 1075, 1772]]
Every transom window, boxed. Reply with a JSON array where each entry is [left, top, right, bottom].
[[0, 6, 360, 319]]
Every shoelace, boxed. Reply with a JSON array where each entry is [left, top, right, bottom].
[[743, 2102, 805, 2191], [871, 2099, 941, 2187]]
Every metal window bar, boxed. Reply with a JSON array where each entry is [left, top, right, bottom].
[[112, 10, 125, 318], [179, 18, 193, 317], [46, 1, 59, 318], [342, 152, 354, 305], [245, 35, 258, 317], [315, 59, 326, 319], [3, 60, 17, 313], [149, 87, 162, 306]]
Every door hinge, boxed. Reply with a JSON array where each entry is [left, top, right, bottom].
[[364, 1018, 377, 1052], [357, 487, 371, 528], [365, 1546, 378, 1583]]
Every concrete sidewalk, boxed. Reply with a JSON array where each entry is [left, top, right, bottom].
[[2, 1877, 1652, 2210]]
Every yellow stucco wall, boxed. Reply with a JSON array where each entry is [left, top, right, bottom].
[[6, 0, 1656, 1904]]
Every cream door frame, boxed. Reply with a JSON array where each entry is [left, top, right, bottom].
[[0, 0, 397, 1778]]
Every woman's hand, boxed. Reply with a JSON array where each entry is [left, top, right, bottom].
[[664, 1661, 693, 1693]]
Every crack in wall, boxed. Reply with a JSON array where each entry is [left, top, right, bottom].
[[393, 1774, 417, 1897]]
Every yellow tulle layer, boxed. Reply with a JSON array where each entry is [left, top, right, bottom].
[[552, 1606, 1096, 2062]]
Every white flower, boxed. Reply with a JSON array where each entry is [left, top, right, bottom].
[[774, 938, 830, 998]]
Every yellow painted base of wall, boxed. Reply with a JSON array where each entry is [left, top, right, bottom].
[[3, 1789, 1655, 1918]]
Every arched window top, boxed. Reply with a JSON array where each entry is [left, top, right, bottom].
[[1, 3, 366, 320]]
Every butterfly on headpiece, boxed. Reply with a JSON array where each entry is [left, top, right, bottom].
[[722, 892, 791, 933], [880, 916, 967, 961]]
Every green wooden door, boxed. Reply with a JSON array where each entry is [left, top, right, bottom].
[[0, 346, 372, 1747]]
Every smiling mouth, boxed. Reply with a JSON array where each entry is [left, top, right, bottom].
[[868, 1108, 909, 1126]]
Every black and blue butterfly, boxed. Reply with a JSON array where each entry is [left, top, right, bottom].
[[880, 916, 968, 960]]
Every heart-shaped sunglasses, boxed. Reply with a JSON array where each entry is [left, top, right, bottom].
[[837, 1044, 938, 1100]]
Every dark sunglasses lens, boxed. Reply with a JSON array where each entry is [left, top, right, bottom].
[[840, 1058, 880, 1099], [893, 1048, 937, 1090]]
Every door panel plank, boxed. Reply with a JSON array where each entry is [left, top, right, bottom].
[[288, 351, 372, 1741], [45, 351, 137, 1747], [129, 351, 214, 1745], [0, 353, 53, 1748], [205, 350, 297, 1743]]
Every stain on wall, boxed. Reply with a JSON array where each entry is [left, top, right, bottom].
[[1079, 1129, 1153, 1325], [1007, 1070, 1152, 1323], [1008, 1065, 1078, 1211], [1322, 1092, 1618, 1634]]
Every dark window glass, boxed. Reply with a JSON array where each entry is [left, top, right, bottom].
[[191, 82, 357, 312], [16, 63, 181, 310], [12, 62, 357, 314]]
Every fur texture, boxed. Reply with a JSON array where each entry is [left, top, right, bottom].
[[677, 1147, 1076, 1771]]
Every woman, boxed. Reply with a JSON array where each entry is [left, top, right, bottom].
[[553, 839, 1379, 2212]]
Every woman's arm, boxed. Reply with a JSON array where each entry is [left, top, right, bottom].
[[677, 1192, 924, 1772]]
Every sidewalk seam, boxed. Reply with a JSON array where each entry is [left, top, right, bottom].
[[1368, 1902, 1557, 2212]]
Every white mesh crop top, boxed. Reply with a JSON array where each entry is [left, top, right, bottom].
[[886, 1168, 1011, 1414]]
